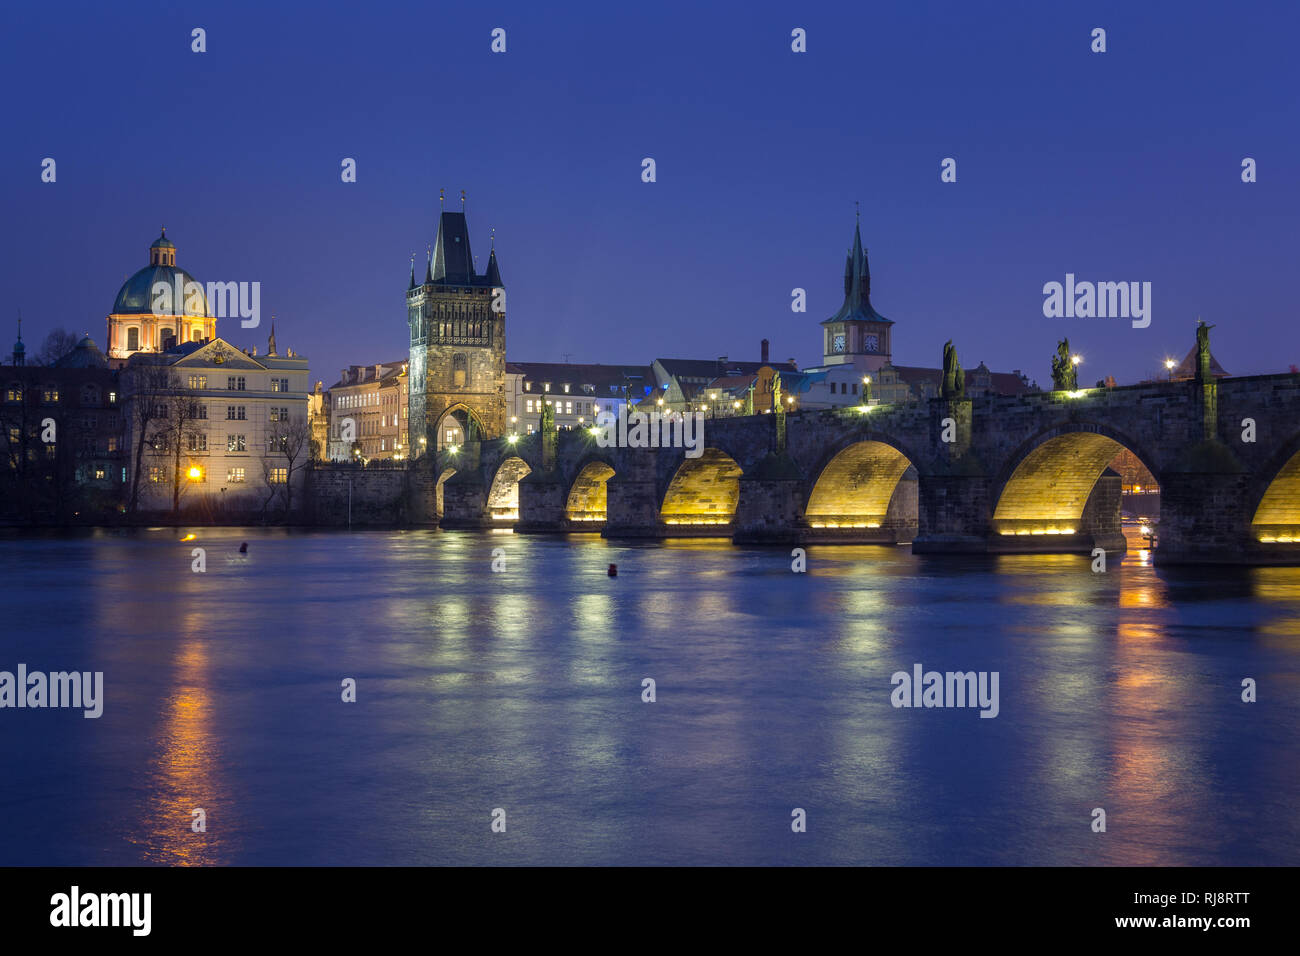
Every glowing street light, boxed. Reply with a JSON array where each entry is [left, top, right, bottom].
[[506, 434, 519, 444], [1071, 354, 1082, 366], [187, 466, 202, 481]]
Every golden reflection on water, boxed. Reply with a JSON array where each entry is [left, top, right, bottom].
[[130, 637, 231, 865]]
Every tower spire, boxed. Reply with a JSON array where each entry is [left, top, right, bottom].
[[409, 253, 416, 290], [425, 246, 433, 284]]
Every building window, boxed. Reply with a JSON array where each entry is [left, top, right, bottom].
[[109, 391, 117, 404], [227, 434, 246, 452], [189, 375, 207, 389], [524, 382, 531, 392], [565, 401, 573, 414], [127, 328, 139, 351], [526, 399, 534, 413], [196, 404, 207, 420], [543, 382, 551, 392], [563, 384, 570, 394], [81, 385, 101, 405], [227, 467, 246, 483], [106, 437, 118, 452], [149, 466, 164, 483], [453, 353, 467, 388], [227, 376, 246, 391], [5, 384, 20, 403], [269, 467, 287, 483], [94, 467, 105, 480], [42, 385, 59, 403], [188, 433, 207, 452]]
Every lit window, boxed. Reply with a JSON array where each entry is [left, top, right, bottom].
[[227, 467, 246, 482], [227, 434, 246, 452], [149, 466, 164, 483], [269, 467, 287, 483]]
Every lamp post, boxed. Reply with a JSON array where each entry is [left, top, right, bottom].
[[1165, 358, 1176, 382], [862, 375, 872, 405]]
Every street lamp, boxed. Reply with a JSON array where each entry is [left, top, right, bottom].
[[1164, 358, 1176, 381], [1071, 354, 1082, 366], [187, 466, 202, 481]]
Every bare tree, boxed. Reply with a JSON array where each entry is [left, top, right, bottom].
[[260, 412, 312, 519], [34, 328, 81, 367], [122, 364, 179, 516], [152, 390, 206, 514]]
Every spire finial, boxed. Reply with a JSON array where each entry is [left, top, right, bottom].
[[491, 226, 495, 250], [854, 201, 859, 223], [439, 188, 444, 207], [461, 189, 466, 209]]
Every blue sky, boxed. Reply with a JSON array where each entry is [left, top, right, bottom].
[[2, 0, 1296, 385]]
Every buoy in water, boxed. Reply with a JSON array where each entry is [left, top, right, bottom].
[[239, 542, 248, 554], [608, 563, 617, 577]]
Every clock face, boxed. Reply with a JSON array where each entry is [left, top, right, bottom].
[[832, 333, 846, 353], [864, 333, 879, 352]]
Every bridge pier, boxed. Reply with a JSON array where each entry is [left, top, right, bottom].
[[733, 458, 804, 544], [1155, 468, 1255, 564], [440, 470, 491, 529], [603, 473, 662, 538], [515, 472, 568, 533]]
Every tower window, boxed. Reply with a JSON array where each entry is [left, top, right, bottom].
[[453, 353, 468, 388]]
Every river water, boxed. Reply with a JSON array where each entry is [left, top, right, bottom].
[[1, 527, 1296, 866]]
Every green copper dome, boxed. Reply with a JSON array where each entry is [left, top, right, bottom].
[[151, 229, 175, 250], [112, 264, 210, 316]]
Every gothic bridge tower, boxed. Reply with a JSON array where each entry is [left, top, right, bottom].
[[407, 204, 506, 455]]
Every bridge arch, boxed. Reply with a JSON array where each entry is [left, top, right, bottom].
[[804, 438, 917, 531], [991, 423, 1161, 538], [486, 455, 531, 521], [435, 466, 456, 517], [659, 447, 743, 528], [1249, 433, 1300, 543], [566, 458, 616, 524]]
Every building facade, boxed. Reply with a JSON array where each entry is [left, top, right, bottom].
[[506, 362, 651, 434], [326, 360, 408, 460], [123, 333, 310, 514]]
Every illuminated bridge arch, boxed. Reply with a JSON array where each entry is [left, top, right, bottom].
[[992, 426, 1159, 538], [805, 439, 916, 530], [1251, 441, 1300, 543], [659, 448, 743, 529], [487, 456, 531, 521], [566, 460, 616, 524], [435, 467, 456, 516]]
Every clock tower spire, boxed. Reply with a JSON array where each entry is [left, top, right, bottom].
[[821, 213, 893, 371]]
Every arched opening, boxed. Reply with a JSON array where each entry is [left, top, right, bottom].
[[659, 448, 742, 528], [487, 456, 531, 521], [435, 467, 456, 517], [993, 431, 1159, 548], [805, 440, 916, 532], [1252, 450, 1300, 543], [566, 461, 615, 524], [434, 404, 485, 453]]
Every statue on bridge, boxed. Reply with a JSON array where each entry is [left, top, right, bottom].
[[772, 372, 787, 452], [1051, 338, 1077, 391], [941, 340, 965, 400], [1196, 319, 1216, 384], [540, 397, 557, 471]]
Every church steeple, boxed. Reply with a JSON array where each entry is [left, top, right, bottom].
[[408, 254, 416, 291], [821, 211, 893, 371], [12, 314, 24, 367], [486, 246, 502, 287]]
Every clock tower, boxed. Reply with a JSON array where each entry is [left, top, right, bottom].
[[820, 216, 892, 372]]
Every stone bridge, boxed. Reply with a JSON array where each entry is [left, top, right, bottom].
[[422, 373, 1300, 564]]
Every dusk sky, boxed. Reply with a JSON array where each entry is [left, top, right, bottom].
[[3, 0, 1297, 386]]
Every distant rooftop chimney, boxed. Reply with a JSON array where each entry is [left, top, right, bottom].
[[761, 339, 769, 363]]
